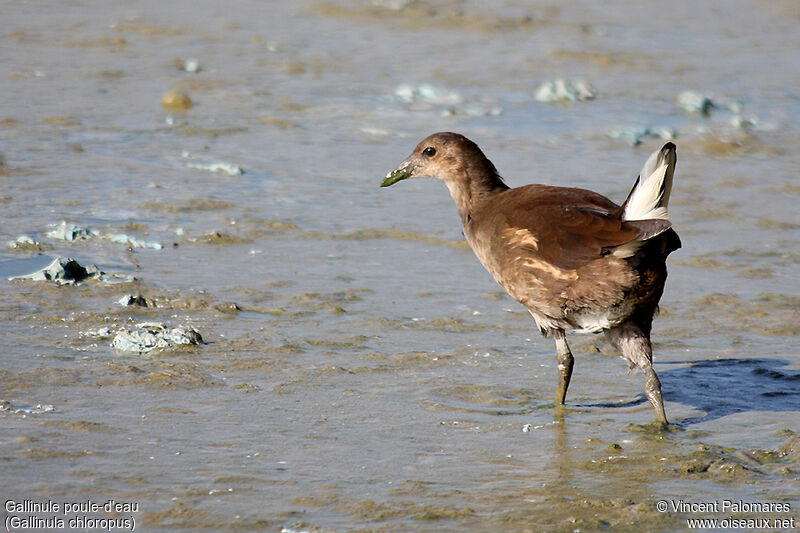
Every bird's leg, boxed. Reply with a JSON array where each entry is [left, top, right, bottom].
[[642, 363, 668, 425], [606, 325, 669, 425], [552, 329, 574, 405]]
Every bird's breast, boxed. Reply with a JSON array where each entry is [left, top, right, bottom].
[[465, 222, 562, 306]]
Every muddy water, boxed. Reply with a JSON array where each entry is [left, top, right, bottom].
[[1, 0, 799, 531]]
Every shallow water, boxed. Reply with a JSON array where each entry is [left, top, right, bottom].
[[1, 0, 799, 531]]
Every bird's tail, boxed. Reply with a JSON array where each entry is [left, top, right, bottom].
[[620, 143, 676, 221]]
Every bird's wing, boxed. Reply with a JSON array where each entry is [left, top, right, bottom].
[[492, 185, 671, 270]]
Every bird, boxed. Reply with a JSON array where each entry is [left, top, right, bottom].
[[380, 132, 680, 424]]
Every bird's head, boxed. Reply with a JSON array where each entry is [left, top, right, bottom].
[[381, 132, 495, 187]]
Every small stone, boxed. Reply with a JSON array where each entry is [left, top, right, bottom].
[[183, 58, 201, 73], [677, 90, 714, 115], [81, 327, 112, 338], [46, 221, 98, 241], [161, 90, 193, 112], [610, 126, 677, 147], [182, 151, 243, 175], [112, 322, 203, 353], [535, 79, 596, 103], [0, 400, 55, 416], [106, 233, 163, 249], [118, 294, 151, 307], [7, 235, 40, 250], [394, 83, 464, 105], [10, 257, 89, 284]]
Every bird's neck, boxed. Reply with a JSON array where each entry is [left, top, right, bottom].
[[445, 170, 508, 225]]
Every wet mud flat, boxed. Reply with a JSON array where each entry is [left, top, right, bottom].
[[2, 235, 799, 531], [2, 0, 800, 531]]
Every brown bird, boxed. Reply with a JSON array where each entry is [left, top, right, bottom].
[[381, 132, 680, 424]]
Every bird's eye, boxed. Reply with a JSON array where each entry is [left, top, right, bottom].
[[423, 146, 437, 157]]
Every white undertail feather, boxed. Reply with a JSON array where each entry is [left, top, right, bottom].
[[622, 144, 676, 221]]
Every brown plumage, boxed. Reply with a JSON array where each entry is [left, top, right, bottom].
[[381, 132, 681, 424]]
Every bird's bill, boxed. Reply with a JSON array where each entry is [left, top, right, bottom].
[[380, 163, 415, 187]]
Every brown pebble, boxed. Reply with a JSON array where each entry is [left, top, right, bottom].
[[161, 90, 193, 112]]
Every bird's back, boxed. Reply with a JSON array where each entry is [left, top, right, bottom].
[[464, 184, 679, 334]]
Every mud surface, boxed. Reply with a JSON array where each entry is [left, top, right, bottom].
[[1, 0, 799, 531]]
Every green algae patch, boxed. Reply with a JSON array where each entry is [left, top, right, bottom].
[[23, 448, 99, 459], [143, 197, 234, 212], [412, 505, 476, 520], [691, 292, 800, 336], [310, 1, 542, 34], [237, 306, 311, 318], [39, 420, 109, 432], [186, 231, 250, 245], [291, 492, 475, 524], [406, 316, 502, 333], [756, 218, 800, 230], [698, 132, 782, 157], [214, 217, 471, 249], [264, 343, 305, 355], [305, 227, 470, 249], [119, 293, 238, 313], [581, 432, 800, 487], [627, 421, 682, 435], [105, 361, 218, 389], [257, 116, 297, 129], [41, 116, 81, 127], [177, 124, 249, 137], [288, 290, 370, 313], [232, 383, 261, 393], [306, 338, 368, 351], [677, 459, 711, 474], [678, 253, 777, 279], [139, 502, 274, 530]]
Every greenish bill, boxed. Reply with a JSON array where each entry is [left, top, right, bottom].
[[380, 165, 415, 187]]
